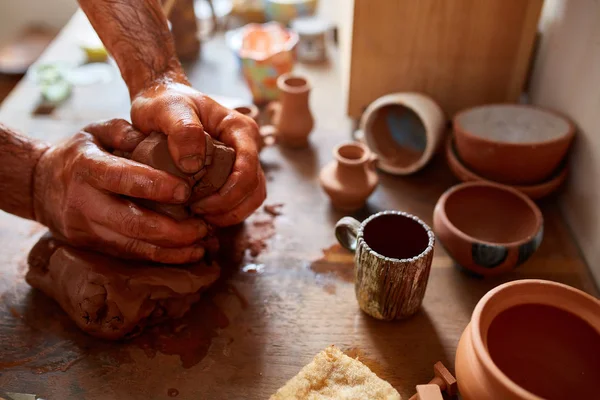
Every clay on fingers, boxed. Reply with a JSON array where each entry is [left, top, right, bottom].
[[127, 132, 235, 218]]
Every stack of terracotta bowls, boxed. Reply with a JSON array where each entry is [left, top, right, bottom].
[[448, 104, 575, 199]]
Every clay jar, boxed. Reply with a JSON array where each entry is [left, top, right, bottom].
[[359, 92, 445, 175], [456, 279, 600, 400], [335, 211, 435, 320], [264, 73, 314, 147], [453, 104, 575, 185], [433, 182, 543, 277], [233, 104, 260, 123], [319, 142, 378, 211]]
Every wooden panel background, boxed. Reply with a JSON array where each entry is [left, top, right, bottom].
[[346, 0, 544, 118]]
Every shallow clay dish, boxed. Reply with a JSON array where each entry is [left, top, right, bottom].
[[453, 104, 574, 185], [433, 182, 543, 277], [456, 279, 600, 399], [446, 135, 567, 200]]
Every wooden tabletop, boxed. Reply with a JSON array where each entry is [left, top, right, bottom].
[[0, 12, 598, 400]]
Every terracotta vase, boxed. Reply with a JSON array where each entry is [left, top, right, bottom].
[[265, 73, 314, 148], [335, 210, 435, 320], [456, 279, 600, 399], [319, 142, 378, 211], [358, 92, 446, 175], [433, 182, 543, 277], [453, 104, 575, 185]]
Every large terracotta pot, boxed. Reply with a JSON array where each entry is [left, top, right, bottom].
[[453, 104, 575, 185], [456, 280, 600, 400], [266, 73, 314, 147], [319, 142, 378, 211]]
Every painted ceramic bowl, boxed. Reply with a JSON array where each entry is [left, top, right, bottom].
[[239, 22, 298, 104], [433, 182, 543, 277], [454, 104, 574, 185], [446, 135, 568, 200], [265, 0, 319, 25], [456, 280, 600, 399]]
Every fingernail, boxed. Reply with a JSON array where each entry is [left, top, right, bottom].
[[197, 221, 208, 237], [174, 183, 190, 202], [179, 155, 203, 173], [192, 246, 205, 260]]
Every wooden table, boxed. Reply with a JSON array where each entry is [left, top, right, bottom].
[[0, 12, 597, 400]]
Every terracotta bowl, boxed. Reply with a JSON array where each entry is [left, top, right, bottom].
[[456, 280, 600, 399], [446, 135, 568, 200], [453, 104, 574, 185], [433, 182, 543, 277]]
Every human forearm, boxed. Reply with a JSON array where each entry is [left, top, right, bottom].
[[0, 124, 50, 220], [78, 0, 188, 98]]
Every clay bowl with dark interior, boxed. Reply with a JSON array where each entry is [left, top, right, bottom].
[[446, 135, 568, 200], [433, 182, 543, 277], [456, 279, 600, 400], [453, 104, 574, 185]]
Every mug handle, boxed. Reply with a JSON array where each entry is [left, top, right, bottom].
[[335, 217, 361, 252]]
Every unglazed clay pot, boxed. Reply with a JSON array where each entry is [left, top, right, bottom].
[[265, 73, 314, 147], [335, 211, 435, 320], [454, 104, 575, 185], [433, 182, 543, 277], [446, 135, 568, 200], [359, 93, 445, 175], [456, 280, 600, 400], [319, 142, 378, 211], [233, 104, 260, 123]]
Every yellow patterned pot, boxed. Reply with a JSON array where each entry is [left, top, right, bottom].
[[265, 0, 318, 25]]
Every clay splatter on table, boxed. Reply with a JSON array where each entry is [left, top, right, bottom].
[[310, 244, 355, 283]]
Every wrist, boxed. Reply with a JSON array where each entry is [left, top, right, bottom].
[[129, 57, 190, 100]]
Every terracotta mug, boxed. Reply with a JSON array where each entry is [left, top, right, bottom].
[[263, 73, 314, 148], [335, 211, 435, 320], [456, 279, 600, 399]]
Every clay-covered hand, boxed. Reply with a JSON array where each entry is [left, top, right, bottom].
[[131, 76, 266, 226], [33, 119, 208, 263]]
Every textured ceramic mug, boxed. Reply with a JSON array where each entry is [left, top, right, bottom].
[[335, 211, 435, 320]]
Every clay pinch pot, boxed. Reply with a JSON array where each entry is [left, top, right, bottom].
[[335, 210, 435, 320], [446, 134, 568, 200], [433, 182, 543, 277], [456, 279, 600, 399], [453, 104, 575, 185], [358, 92, 446, 175], [319, 142, 378, 212], [262, 73, 314, 148], [233, 104, 260, 123]]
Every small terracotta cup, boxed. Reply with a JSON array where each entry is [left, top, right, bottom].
[[456, 279, 600, 399], [335, 211, 435, 320], [233, 104, 260, 123], [433, 182, 543, 277], [453, 104, 575, 185]]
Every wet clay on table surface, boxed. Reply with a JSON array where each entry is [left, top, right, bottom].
[[128, 132, 235, 220], [26, 233, 221, 340]]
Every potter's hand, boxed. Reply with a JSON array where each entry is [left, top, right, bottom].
[[131, 79, 266, 226], [33, 119, 208, 263]]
